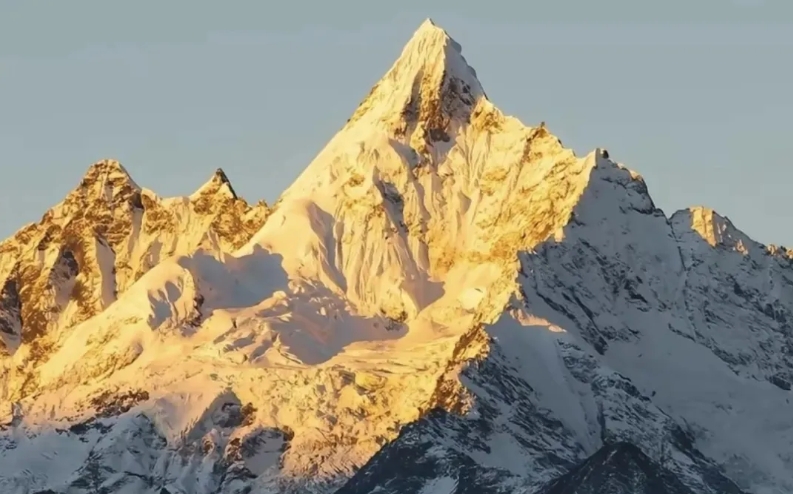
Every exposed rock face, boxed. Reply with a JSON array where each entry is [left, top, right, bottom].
[[0, 19, 789, 494]]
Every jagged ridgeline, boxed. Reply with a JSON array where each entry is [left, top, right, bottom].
[[1, 19, 790, 494], [0, 161, 269, 357]]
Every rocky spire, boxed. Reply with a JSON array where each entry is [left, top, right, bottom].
[[191, 168, 238, 200]]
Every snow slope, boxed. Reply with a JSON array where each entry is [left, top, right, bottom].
[[1, 18, 792, 494]]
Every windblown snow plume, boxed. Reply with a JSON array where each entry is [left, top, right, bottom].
[[1, 19, 790, 494]]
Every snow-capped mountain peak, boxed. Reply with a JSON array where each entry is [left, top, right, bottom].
[[62, 158, 142, 211], [346, 17, 484, 133], [2, 20, 791, 494], [191, 168, 238, 200], [79, 158, 140, 190], [672, 206, 753, 252]]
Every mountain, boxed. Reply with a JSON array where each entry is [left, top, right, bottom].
[[0, 161, 268, 400], [535, 442, 695, 494], [1, 18, 791, 494]]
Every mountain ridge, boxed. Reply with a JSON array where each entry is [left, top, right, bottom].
[[0, 159, 268, 361], [0, 20, 790, 494]]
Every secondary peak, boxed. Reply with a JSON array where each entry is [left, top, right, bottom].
[[192, 167, 238, 200]]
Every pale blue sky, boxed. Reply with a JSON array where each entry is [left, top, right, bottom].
[[1, 1, 792, 246]]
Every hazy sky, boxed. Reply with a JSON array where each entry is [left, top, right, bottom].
[[1, 1, 791, 246]]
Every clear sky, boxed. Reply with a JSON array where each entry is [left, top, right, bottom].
[[1, 1, 791, 246]]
